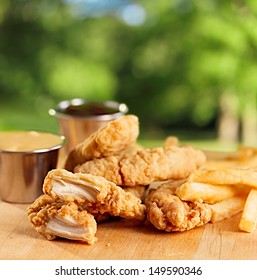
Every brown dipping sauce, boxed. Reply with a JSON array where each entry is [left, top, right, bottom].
[[0, 131, 64, 152], [60, 103, 120, 117]]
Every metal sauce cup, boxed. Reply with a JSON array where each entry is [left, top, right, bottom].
[[49, 99, 128, 153], [0, 132, 65, 203]]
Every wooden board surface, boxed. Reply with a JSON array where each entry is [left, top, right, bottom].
[[1, 148, 257, 260], [1, 200, 257, 260]]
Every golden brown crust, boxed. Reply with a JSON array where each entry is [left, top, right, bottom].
[[122, 185, 147, 201], [43, 169, 146, 223], [65, 115, 139, 171], [27, 194, 97, 244], [27, 195, 58, 240], [145, 181, 212, 232], [75, 146, 206, 187], [86, 183, 146, 222]]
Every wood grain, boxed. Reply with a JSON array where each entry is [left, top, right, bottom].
[[0, 200, 256, 260]]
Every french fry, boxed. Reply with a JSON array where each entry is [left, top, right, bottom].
[[239, 189, 257, 232], [204, 146, 257, 166], [202, 159, 238, 170], [175, 182, 249, 204], [210, 195, 247, 223], [202, 146, 257, 170], [188, 168, 257, 189]]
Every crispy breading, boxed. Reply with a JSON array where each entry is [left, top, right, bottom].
[[122, 185, 147, 201], [65, 115, 139, 171], [145, 181, 212, 232], [145, 179, 187, 202], [27, 194, 97, 244], [74, 146, 206, 187], [43, 169, 146, 222]]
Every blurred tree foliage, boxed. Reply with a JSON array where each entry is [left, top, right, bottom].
[[1, 0, 257, 143]]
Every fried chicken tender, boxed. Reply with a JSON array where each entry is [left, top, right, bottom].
[[145, 179, 187, 202], [65, 114, 139, 171], [43, 169, 146, 222], [87, 186, 146, 223], [75, 146, 206, 187], [122, 185, 147, 201], [145, 181, 212, 232], [27, 194, 97, 244]]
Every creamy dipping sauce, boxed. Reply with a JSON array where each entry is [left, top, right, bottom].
[[0, 131, 64, 152]]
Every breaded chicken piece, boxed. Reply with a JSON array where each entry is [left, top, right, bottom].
[[43, 169, 146, 222], [27, 194, 97, 244], [65, 115, 139, 171], [145, 181, 212, 232], [145, 178, 187, 200], [85, 185, 146, 223], [122, 185, 147, 202], [75, 146, 206, 187]]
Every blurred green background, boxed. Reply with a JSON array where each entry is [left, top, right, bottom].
[[1, 0, 257, 149]]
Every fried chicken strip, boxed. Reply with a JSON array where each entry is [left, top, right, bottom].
[[145, 181, 212, 232], [75, 146, 206, 187], [145, 179, 187, 202], [88, 185, 147, 223], [65, 114, 139, 171], [122, 185, 147, 201], [43, 169, 146, 222], [27, 194, 97, 244]]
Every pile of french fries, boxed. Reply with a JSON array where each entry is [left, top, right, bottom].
[[175, 146, 257, 233]]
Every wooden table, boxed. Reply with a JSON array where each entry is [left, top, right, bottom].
[[1, 199, 257, 260]]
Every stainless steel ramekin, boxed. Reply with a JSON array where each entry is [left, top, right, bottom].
[[0, 134, 65, 203], [49, 99, 128, 153]]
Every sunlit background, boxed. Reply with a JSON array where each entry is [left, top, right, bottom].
[[1, 0, 257, 148]]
